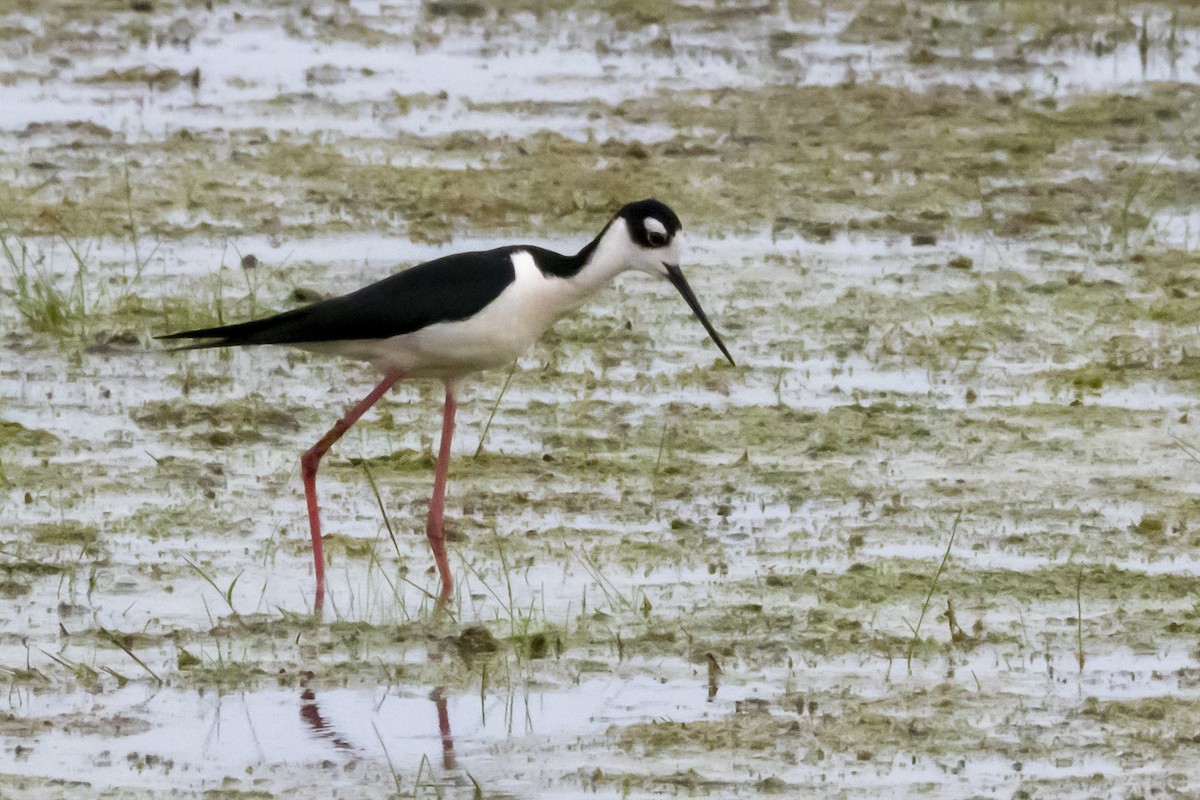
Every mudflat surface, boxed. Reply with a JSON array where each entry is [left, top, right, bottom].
[[2, 1, 1200, 797]]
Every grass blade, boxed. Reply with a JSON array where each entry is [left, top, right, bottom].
[[98, 626, 161, 684], [906, 509, 962, 673]]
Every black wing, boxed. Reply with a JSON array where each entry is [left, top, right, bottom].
[[159, 248, 519, 349]]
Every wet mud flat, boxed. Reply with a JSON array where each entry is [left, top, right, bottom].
[[3, 1, 1200, 797]]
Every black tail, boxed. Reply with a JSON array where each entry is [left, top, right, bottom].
[[157, 304, 320, 350]]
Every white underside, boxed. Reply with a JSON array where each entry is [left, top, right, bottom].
[[298, 250, 591, 382]]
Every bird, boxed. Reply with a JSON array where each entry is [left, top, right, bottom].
[[160, 199, 735, 612]]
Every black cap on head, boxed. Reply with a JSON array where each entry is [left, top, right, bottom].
[[618, 198, 682, 248]]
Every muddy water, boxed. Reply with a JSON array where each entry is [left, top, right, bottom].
[[3, 1, 1200, 798]]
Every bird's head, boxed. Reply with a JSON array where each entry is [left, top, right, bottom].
[[615, 198, 684, 274], [610, 199, 735, 366]]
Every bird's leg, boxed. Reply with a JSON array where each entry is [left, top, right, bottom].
[[427, 387, 457, 605], [302, 369, 404, 613]]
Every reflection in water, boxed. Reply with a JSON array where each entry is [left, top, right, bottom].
[[432, 687, 457, 770], [706, 653, 721, 702], [298, 683, 457, 771], [299, 687, 354, 751]]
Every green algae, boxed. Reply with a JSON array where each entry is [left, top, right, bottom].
[[0, 559, 70, 577], [201, 790, 277, 800], [0, 578, 30, 597], [341, 447, 435, 474], [79, 66, 195, 91], [318, 533, 384, 560], [763, 561, 1200, 607], [617, 711, 789, 754], [0, 419, 57, 451], [131, 398, 305, 434], [30, 521, 99, 549]]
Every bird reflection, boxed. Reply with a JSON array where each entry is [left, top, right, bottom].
[[299, 687, 354, 751], [297, 683, 457, 771]]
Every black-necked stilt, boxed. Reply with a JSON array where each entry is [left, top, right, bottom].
[[161, 199, 734, 610]]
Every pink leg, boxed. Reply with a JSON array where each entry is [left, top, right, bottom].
[[302, 370, 404, 612], [427, 387, 456, 604]]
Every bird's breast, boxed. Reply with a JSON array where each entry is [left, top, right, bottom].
[[369, 250, 587, 378]]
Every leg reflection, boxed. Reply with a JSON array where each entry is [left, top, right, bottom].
[[431, 687, 456, 770], [298, 681, 457, 772]]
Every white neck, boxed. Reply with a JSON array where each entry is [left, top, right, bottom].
[[570, 218, 640, 294]]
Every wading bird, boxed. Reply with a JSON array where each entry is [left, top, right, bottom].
[[162, 199, 734, 610]]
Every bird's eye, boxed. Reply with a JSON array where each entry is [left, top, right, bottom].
[[646, 230, 667, 247]]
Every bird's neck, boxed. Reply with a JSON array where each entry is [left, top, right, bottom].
[[568, 218, 636, 294]]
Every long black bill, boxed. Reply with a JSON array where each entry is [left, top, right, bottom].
[[663, 262, 736, 366]]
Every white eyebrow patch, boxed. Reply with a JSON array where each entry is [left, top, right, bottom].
[[644, 217, 668, 237]]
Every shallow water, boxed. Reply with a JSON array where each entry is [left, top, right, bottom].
[[2, 220, 1198, 795], [3, 666, 758, 787], [4, 1, 1200, 798]]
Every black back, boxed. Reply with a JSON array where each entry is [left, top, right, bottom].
[[160, 248, 519, 347]]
